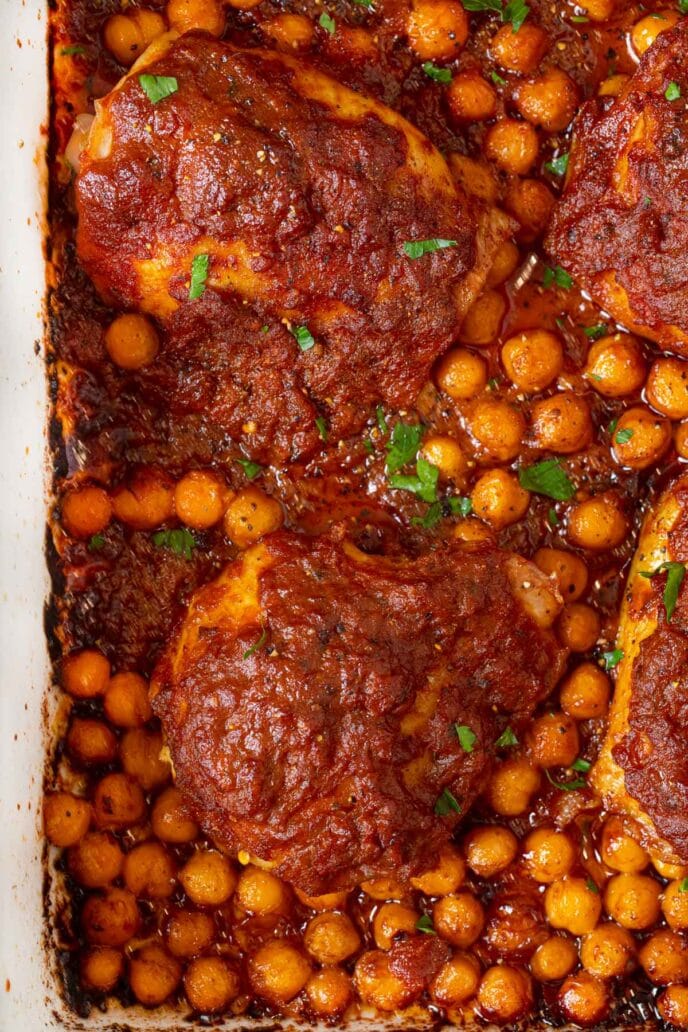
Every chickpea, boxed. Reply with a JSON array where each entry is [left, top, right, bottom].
[[545, 877, 602, 935], [639, 929, 688, 985], [560, 662, 610, 719], [567, 494, 628, 551], [223, 486, 283, 548], [411, 844, 466, 895], [62, 485, 112, 539], [372, 903, 418, 950], [129, 944, 181, 1007], [464, 825, 518, 878], [530, 935, 577, 982], [583, 333, 646, 398], [44, 791, 91, 847], [646, 357, 688, 419], [184, 956, 240, 1013], [123, 840, 176, 900], [655, 858, 688, 880], [305, 967, 352, 1017], [659, 984, 688, 1028], [459, 289, 506, 346], [166, 909, 215, 958], [62, 648, 110, 699], [484, 118, 540, 176], [600, 816, 649, 873], [490, 22, 548, 73], [523, 827, 575, 883], [577, 0, 615, 19], [67, 718, 117, 767], [662, 879, 688, 930], [504, 179, 555, 243], [598, 72, 630, 97], [120, 728, 170, 791], [93, 772, 146, 830], [359, 876, 408, 901], [166, 0, 225, 36], [262, 13, 314, 51], [69, 832, 124, 889], [295, 887, 349, 911], [487, 757, 540, 816], [406, 0, 469, 61], [471, 469, 529, 529], [82, 887, 140, 947], [527, 712, 580, 770], [435, 347, 487, 401], [557, 602, 601, 652], [354, 949, 413, 1011], [533, 548, 588, 602], [104, 671, 151, 728], [430, 952, 480, 1006], [103, 10, 166, 67], [452, 516, 494, 544], [151, 787, 199, 843], [486, 240, 520, 288], [477, 965, 533, 1024], [469, 400, 525, 461], [604, 872, 661, 929], [305, 911, 361, 963], [631, 11, 680, 56], [174, 470, 226, 530], [226, 0, 261, 10], [530, 391, 593, 454], [433, 892, 485, 947], [516, 67, 578, 132], [676, 420, 688, 460], [249, 940, 312, 1004], [558, 971, 609, 1026], [111, 469, 175, 530], [485, 894, 547, 960], [419, 435, 468, 484], [611, 405, 671, 470], [447, 71, 496, 122], [179, 849, 237, 907], [580, 922, 635, 979], [448, 153, 498, 203], [80, 947, 124, 993], [236, 865, 289, 915], [501, 329, 563, 393]]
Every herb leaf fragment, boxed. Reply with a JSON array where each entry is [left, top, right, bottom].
[[601, 648, 623, 670], [495, 726, 518, 748], [422, 61, 453, 83], [416, 914, 436, 934], [385, 421, 423, 473], [403, 238, 458, 259], [545, 153, 569, 177], [237, 458, 263, 481], [455, 724, 477, 753], [153, 527, 195, 560], [543, 264, 573, 290], [389, 457, 439, 503], [518, 459, 575, 501], [640, 561, 686, 623], [291, 325, 315, 352], [243, 626, 267, 661], [435, 788, 462, 816], [460, 0, 529, 32], [319, 11, 336, 32], [189, 253, 209, 300], [139, 73, 179, 105]]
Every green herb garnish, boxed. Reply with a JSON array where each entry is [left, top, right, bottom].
[[666, 81, 682, 101], [243, 626, 267, 660], [403, 238, 458, 259], [422, 62, 452, 83], [572, 757, 591, 773], [545, 153, 569, 177], [315, 416, 328, 442], [189, 253, 209, 300], [376, 405, 388, 435], [548, 508, 559, 527], [543, 264, 573, 290], [495, 726, 518, 748], [490, 69, 507, 86], [153, 528, 195, 560], [385, 421, 423, 473], [601, 648, 623, 670], [583, 323, 608, 341], [455, 724, 477, 753], [448, 496, 473, 517], [415, 914, 436, 934], [139, 74, 179, 105], [237, 458, 263, 480], [88, 533, 105, 552], [435, 788, 462, 816], [614, 427, 634, 445], [640, 561, 686, 623], [518, 459, 575, 501], [546, 769, 587, 792], [291, 325, 315, 352], [319, 11, 336, 32], [586, 877, 599, 893], [61, 44, 85, 55], [461, 0, 529, 31], [680, 877, 688, 892], [390, 458, 439, 503]]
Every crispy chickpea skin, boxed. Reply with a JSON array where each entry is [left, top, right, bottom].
[[166, 0, 226, 36], [559, 662, 610, 719], [93, 773, 146, 830], [604, 873, 661, 929], [558, 971, 609, 1026], [166, 909, 216, 959], [505, 179, 555, 243], [104, 671, 152, 728], [82, 887, 141, 947], [487, 240, 520, 287], [469, 400, 525, 461], [630, 10, 681, 56], [530, 935, 578, 982], [411, 844, 466, 895], [659, 984, 688, 1028], [262, 13, 314, 51], [583, 333, 646, 397], [62, 648, 110, 699], [184, 956, 241, 1013], [447, 71, 496, 122], [534, 548, 588, 602], [526, 712, 580, 769], [459, 289, 506, 345], [435, 347, 487, 400], [103, 9, 166, 66], [406, 0, 469, 61], [580, 922, 635, 979], [484, 118, 540, 176], [419, 435, 468, 484], [372, 903, 418, 950], [545, 877, 602, 935], [515, 67, 578, 132], [68, 831, 124, 889], [129, 944, 182, 1007], [124, 841, 176, 899], [305, 911, 361, 964], [487, 757, 540, 816], [464, 825, 518, 878], [611, 405, 671, 470], [67, 717, 118, 767], [530, 391, 593, 454], [430, 952, 481, 1006], [567, 494, 628, 551], [639, 929, 688, 985], [523, 827, 575, 883], [104, 313, 159, 369], [44, 791, 91, 847], [477, 965, 533, 1024], [557, 601, 601, 652], [80, 947, 124, 993], [471, 469, 530, 529], [179, 849, 237, 906], [501, 329, 562, 392], [490, 22, 548, 73], [305, 967, 353, 1017], [120, 728, 170, 791], [646, 357, 688, 419], [354, 950, 414, 1011], [662, 879, 688, 930], [223, 486, 283, 548], [111, 469, 175, 530], [433, 892, 485, 947], [249, 940, 312, 1005], [236, 864, 290, 915], [62, 485, 112, 539], [600, 816, 649, 873], [151, 786, 199, 843]]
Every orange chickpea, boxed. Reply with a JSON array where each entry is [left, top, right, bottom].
[[639, 929, 688, 985], [236, 865, 290, 916], [527, 712, 580, 769], [530, 935, 578, 982], [359, 876, 408, 901], [577, 0, 616, 20], [111, 468, 175, 530], [44, 791, 91, 847], [558, 971, 609, 1026], [469, 400, 525, 461], [104, 313, 159, 369], [226, 0, 262, 10], [120, 728, 171, 791], [484, 118, 540, 176], [223, 486, 283, 548], [184, 956, 240, 1013], [557, 602, 601, 652], [583, 333, 646, 398], [62, 485, 112, 539], [123, 841, 176, 900], [655, 858, 688, 880], [459, 289, 506, 346], [295, 887, 350, 911], [580, 922, 635, 979], [103, 10, 166, 66], [486, 240, 520, 287], [646, 357, 688, 419], [262, 13, 314, 51], [82, 887, 141, 947], [104, 671, 152, 728], [433, 892, 485, 947], [501, 329, 563, 392], [447, 71, 496, 122], [249, 940, 312, 1005], [631, 11, 680, 56], [452, 516, 494, 544], [604, 873, 661, 929], [534, 548, 588, 602], [504, 178, 555, 243], [487, 757, 540, 816], [304, 911, 361, 964], [406, 0, 469, 61], [129, 944, 182, 1007], [478, 965, 533, 1024], [372, 903, 419, 950], [174, 470, 226, 529], [67, 718, 118, 767], [80, 947, 124, 992], [464, 825, 518, 878], [305, 967, 353, 1017], [611, 406, 671, 470], [598, 72, 630, 97], [430, 952, 481, 1006], [523, 827, 576, 883], [166, 909, 216, 958], [179, 849, 237, 906], [151, 786, 199, 843], [515, 67, 578, 132], [471, 469, 530, 529], [545, 877, 602, 935], [68, 831, 124, 889], [354, 949, 414, 1011], [166, 0, 225, 36], [676, 420, 688, 459], [600, 816, 649, 873], [567, 494, 628, 551], [659, 985, 688, 1028], [93, 773, 146, 830], [62, 649, 110, 699], [419, 435, 468, 484], [530, 391, 593, 454], [411, 845, 466, 895], [490, 22, 548, 73], [560, 662, 611, 719], [435, 347, 487, 400], [662, 879, 688, 930]]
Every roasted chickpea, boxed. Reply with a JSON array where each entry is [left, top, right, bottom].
[[459, 289, 506, 346], [477, 965, 533, 1024], [82, 887, 140, 947], [598, 72, 630, 96], [676, 420, 688, 460], [93, 773, 146, 830], [516, 67, 578, 132], [639, 929, 688, 985], [249, 940, 312, 1005], [484, 893, 548, 960], [452, 516, 494, 543], [530, 391, 593, 454], [631, 11, 680, 56], [662, 879, 688, 930], [487, 757, 540, 816], [236, 865, 289, 915], [469, 400, 525, 461], [103, 10, 166, 66], [305, 911, 361, 963], [486, 240, 520, 287], [558, 971, 609, 1026], [600, 816, 649, 873], [80, 947, 124, 993], [129, 944, 182, 1007], [120, 728, 170, 791], [104, 671, 152, 728], [435, 347, 487, 400], [530, 935, 577, 982], [577, 0, 615, 19], [611, 406, 671, 470], [305, 967, 353, 1017], [560, 662, 610, 719], [471, 469, 530, 529], [111, 469, 175, 530], [411, 845, 466, 895], [484, 118, 540, 176], [62, 485, 112, 539], [262, 13, 314, 51], [583, 333, 646, 397], [406, 0, 469, 61], [166, 909, 216, 958], [557, 602, 601, 652], [523, 827, 575, 883], [580, 922, 635, 979], [527, 712, 580, 769], [184, 956, 240, 1013], [151, 786, 199, 843], [534, 548, 588, 603], [545, 877, 602, 935], [430, 952, 481, 1006], [372, 903, 419, 950], [295, 887, 350, 911], [62, 649, 110, 699], [179, 849, 237, 907], [490, 22, 548, 73], [166, 0, 225, 35], [659, 984, 688, 1028], [44, 791, 91, 847], [124, 841, 176, 900], [68, 831, 124, 889], [604, 872, 661, 930], [67, 718, 118, 767], [448, 153, 499, 203], [646, 357, 688, 419], [654, 858, 688, 880], [355, 949, 414, 1011], [567, 494, 628, 551], [226, 0, 262, 10], [464, 825, 518, 878], [504, 179, 555, 243], [419, 435, 468, 484], [223, 486, 283, 547], [447, 71, 496, 122], [360, 876, 408, 901], [501, 329, 562, 392], [174, 470, 226, 529], [433, 892, 485, 947]]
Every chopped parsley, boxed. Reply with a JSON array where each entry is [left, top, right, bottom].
[[422, 61, 453, 83], [237, 457, 263, 481], [319, 11, 336, 32], [543, 264, 573, 290], [490, 69, 507, 86], [666, 81, 682, 101], [487, 376, 500, 391], [243, 626, 267, 660], [545, 153, 569, 177], [455, 724, 477, 753], [495, 726, 518, 748], [548, 508, 560, 527], [415, 914, 436, 935], [385, 421, 423, 473], [546, 769, 587, 792], [679, 0, 688, 12], [152, 528, 195, 560], [518, 459, 575, 501], [260, 324, 269, 334], [139, 74, 179, 105], [291, 325, 315, 352], [389, 457, 439, 503], [640, 561, 686, 623], [608, 417, 619, 435], [414, 501, 443, 528], [601, 648, 624, 670], [189, 253, 209, 300], [88, 533, 105, 552], [448, 496, 472, 517], [572, 757, 591, 773], [583, 323, 608, 341], [435, 788, 462, 816], [403, 238, 458, 259], [614, 427, 634, 445], [353, 0, 374, 7], [413, 495, 471, 528], [586, 877, 599, 894], [460, 0, 529, 31], [315, 416, 328, 442], [680, 877, 688, 892], [61, 44, 85, 55], [376, 404, 388, 435], [571, 14, 590, 22]]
